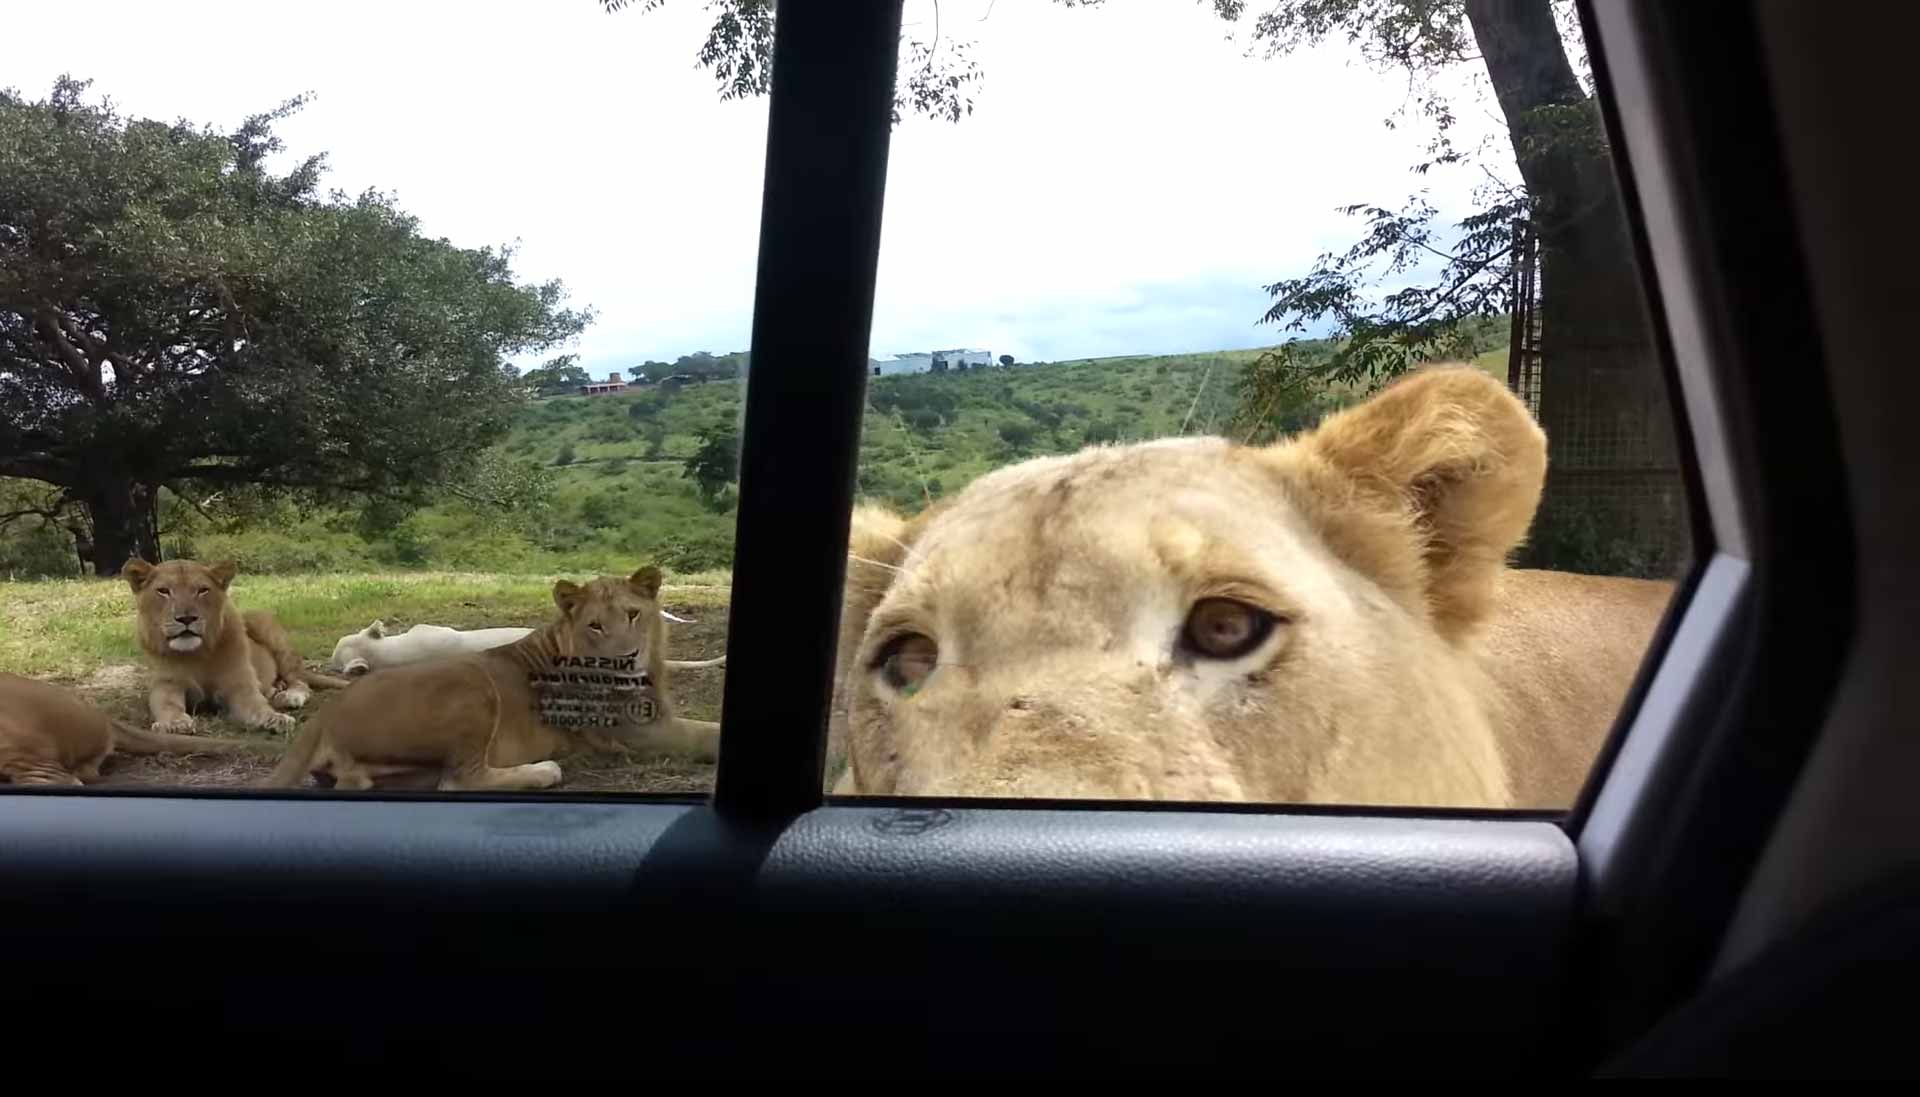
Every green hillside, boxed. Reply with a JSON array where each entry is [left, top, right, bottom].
[[1, 337, 1511, 580]]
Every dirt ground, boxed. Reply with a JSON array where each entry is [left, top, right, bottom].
[[65, 599, 728, 795]]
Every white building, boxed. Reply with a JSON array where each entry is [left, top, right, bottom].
[[868, 348, 996, 377], [934, 348, 995, 370]]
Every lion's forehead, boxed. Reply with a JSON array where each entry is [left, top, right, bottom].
[[141, 563, 225, 600], [890, 440, 1333, 645], [917, 439, 1292, 569], [573, 584, 660, 630], [147, 563, 220, 583]]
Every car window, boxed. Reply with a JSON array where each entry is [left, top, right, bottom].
[[828, 0, 1690, 810], [2, 1, 1689, 812], [1, 0, 753, 794]]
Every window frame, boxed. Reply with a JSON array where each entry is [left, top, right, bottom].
[[1565, 0, 1856, 1035], [0, 2, 1853, 912]]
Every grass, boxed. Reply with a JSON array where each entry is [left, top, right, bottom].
[[1, 568, 735, 793], [0, 568, 732, 681]]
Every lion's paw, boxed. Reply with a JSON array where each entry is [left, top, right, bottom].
[[255, 711, 298, 734], [153, 716, 196, 735]]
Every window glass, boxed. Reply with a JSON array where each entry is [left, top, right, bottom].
[[830, 0, 1690, 809], [1, 1, 756, 794]]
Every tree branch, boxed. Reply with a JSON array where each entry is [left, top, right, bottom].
[[162, 482, 222, 525], [32, 308, 106, 401], [167, 464, 399, 498], [0, 457, 74, 484], [1401, 241, 1516, 326], [0, 505, 65, 531]]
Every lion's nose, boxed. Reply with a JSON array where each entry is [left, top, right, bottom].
[[175, 613, 199, 625]]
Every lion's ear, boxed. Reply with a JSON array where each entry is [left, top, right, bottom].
[[365, 619, 387, 639], [553, 580, 585, 616], [208, 560, 238, 590], [627, 565, 663, 599], [123, 558, 155, 593], [1284, 365, 1546, 637]]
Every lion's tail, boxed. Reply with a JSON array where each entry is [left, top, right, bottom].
[[301, 671, 354, 690], [259, 718, 325, 788], [110, 720, 273, 757], [664, 656, 726, 671]]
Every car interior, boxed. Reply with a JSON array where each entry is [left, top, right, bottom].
[[2, 0, 1915, 1078]]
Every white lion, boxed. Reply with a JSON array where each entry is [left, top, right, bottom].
[[329, 616, 724, 676]]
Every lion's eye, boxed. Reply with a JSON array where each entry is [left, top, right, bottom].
[[627, 610, 640, 623], [196, 586, 209, 596], [1182, 598, 1278, 660], [156, 587, 171, 596], [874, 633, 938, 695], [589, 621, 604, 632]]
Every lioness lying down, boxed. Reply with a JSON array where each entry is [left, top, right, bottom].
[[831, 366, 1674, 809], [263, 566, 721, 790], [328, 619, 726, 676], [0, 672, 272, 785], [126, 558, 350, 736]]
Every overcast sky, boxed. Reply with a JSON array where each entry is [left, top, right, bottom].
[[11, 1, 1515, 372]]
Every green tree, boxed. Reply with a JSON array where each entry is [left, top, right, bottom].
[[641, 421, 669, 460], [682, 425, 739, 503], [522, 354, 592, 396], [577, 492, 620, 529], [0, 78, 590, 574], [626, 392, 664, 420], [998, 421, 1037, 452]]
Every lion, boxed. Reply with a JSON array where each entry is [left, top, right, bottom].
[[827, 365, 1676, 809], [125, 558, 350, 736], [0, 672, 274, 785], [327, 619, 726, 676], [261, 566, 722, 791]]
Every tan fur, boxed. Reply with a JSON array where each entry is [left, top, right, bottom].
[[259, 567, 721, 791], [0, 672, 274, 785], [124, 558, 349, 737], [828, 366, 1674, 809]]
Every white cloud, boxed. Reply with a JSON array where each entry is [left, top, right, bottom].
[[8, 0, 1514, 370]]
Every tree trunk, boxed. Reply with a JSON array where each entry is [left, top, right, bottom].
[[82, 480, 162, 576], [1466, 0, 1691, 577]]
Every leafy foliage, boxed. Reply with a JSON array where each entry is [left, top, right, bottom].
[[1218, 1, 1582, 388], [681, 424, 740, 504], [600, 0, 1034, 127], [0, 77, 590, 572], [653, 349, 748, 382], [523, 354, 593, 396]]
